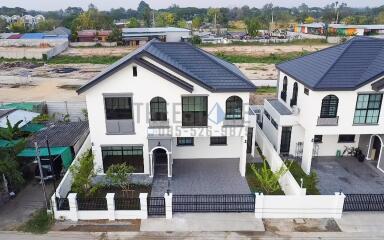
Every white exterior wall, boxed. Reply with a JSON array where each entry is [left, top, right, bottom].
[[316, 134, 360, 156], [84, 60, 249, 175], [165, 31, 191, 42]]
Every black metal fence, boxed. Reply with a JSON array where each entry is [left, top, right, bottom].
[[56, 197, 70, 211], [115, 197, 141, 210], [77, 197, 108, 210], [344, 194, 384, 211], [172, 194, 255, 213], [148, 197, 165, 216]]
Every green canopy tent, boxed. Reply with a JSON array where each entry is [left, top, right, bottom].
[[17, 147, 73, 169]]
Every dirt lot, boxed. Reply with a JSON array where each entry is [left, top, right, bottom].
[[236, 63, 277, 80], [202, 44, 331, 56]]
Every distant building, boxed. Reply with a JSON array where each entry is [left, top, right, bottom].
[[295, 23, 384, 36], [45, 27, 71, 39], [122, 27, 191, 46], [77, 29, 112, 42]]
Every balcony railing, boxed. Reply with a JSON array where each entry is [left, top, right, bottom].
[[317, 116, 339, 126]]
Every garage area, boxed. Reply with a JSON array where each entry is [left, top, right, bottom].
[[169, 158, 251, 195]]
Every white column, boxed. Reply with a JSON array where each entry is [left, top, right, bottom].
[[239, 136, 247, 177], [50, 195, 57, 219], [164, 193, 173, 219], [301, 131, 314, 175], [254, 193, 264, 219], [334, 192, 346, 219], [67, 193, 78, 221], [106, 193, 115, 221], [167, 153, 172, 178], [139, 193, 148, 219], [149, 153, 154, 177], [251, 127, 256, 157], [366, 135, 373, 160]]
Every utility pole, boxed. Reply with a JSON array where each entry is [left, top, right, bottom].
[[35, 142, 49, 210], [46, 136, 56, 198], [152, 10, 155, 27]]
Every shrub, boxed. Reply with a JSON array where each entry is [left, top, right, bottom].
[[285, 160, 320, 195], [18, 209, 54, 234], [105, 163, 135, 191], [250, 160, 288, 195]]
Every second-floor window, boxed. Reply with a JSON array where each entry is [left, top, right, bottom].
[[320, 95, 339, 118], [290, 82, 298, 107], [105, 97, 132, 120], [353, 94, 382, 124], [150, 97, 167, 121], [281, 76, 287, 102], [225, 96, 242, 119], [182, 96, 208, 126]]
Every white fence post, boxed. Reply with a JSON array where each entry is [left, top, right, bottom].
[[164, 193, 173, 219], [254, 193, 264, 219], [139, 193, 148, 219], [67, 193, 78, 221], [106, 193, 115, 221], [334, 192, 346, 219]]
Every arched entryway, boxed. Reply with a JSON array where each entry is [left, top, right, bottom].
[[367, 135, 384, 172], [149, 146, 171, 178]]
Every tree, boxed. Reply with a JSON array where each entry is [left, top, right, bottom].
[[0, 119, 23, 141], [192, 16, 202, 29], [0, 149, 24, 191], [70, 150, 100, 197], [126, 17, 140, 28], [105, 163, 135, 195], [251, 160, 289, 194], [191, 35, 202, 45], [9, 20, 27, 33], [0, 18, 7, 32], [245, 17, 261, 37], [107, 27, 122, 43], [155, 12, 175, 27], [304, 16, 315, 24], [177, 19, 187, 28], [207, 8, 221, 25], [376, 11, 384, 24], [36, 19, 59, 32], [137, 1, 151, 26], [71, 8, 113, 32]]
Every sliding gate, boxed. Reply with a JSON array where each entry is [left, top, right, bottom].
[[172, 194, 255, 213]]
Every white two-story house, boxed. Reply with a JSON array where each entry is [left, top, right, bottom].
[[262, 37, 384, 174], [77, 40, 256, 182]]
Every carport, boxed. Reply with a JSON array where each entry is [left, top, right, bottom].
[[169, 158, 251, 195]]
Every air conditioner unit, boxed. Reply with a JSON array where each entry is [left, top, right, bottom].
[[292, 106, 300, 115]]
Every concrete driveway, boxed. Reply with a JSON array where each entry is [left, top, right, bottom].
[[312, 157, 384, 194], [170, 158, 251, 195], [0, 181, 54, 230]]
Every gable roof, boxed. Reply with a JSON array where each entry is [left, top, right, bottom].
[[276, 37, 384, 91], [77, 40, 255, 94]]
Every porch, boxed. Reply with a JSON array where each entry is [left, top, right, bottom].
[[312, 157, 384, 194]]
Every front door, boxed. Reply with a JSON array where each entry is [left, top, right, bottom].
[[280, 126, 292, 154], [153, 148, 168, 177], [247, 127, 253, 154]]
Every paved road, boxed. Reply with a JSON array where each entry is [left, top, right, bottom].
[[0, 181, 54, 230]]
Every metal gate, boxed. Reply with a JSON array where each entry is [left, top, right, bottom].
[[344, 194, 384, 211], [172, 194, 255, 213], [147, 197, 165, 216]]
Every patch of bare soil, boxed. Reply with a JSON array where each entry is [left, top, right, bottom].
[[236, 63, 277, 80], [53, 219, 141, 232], [263, 219, 341, 233], [250, 92, 276, 105], [203, 44, 332, 57], [61, 47, 135, 57]]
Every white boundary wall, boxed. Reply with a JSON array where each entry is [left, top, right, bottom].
[[255, 124, 306, 196], [254, 193, 345, 219], [55, 134, 91, 198]]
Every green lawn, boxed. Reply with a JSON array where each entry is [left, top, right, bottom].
[[256, 86, 277, 94], [215, 51, 309, 64], [18, 209, 54, 234], [47, 55, 122, 64]]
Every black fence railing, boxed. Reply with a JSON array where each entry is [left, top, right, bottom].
[[77, 197, 108, 211], [172, 194, 255, 213], [344, 194, 384, 211], [148, 197, 165, 216], [115, 197, 140, 210], [56, 197, 70, 211]]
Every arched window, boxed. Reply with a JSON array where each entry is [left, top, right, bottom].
[[226, 96, 243, 120], [320, 95, 339, 118], [290, 82, 298, 107], [150, 97, 167, 121], [281, 76, 288, 102]]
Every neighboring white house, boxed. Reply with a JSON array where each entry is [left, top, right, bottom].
[[261, 36, 384, 174], [77, 40, 256, 181], [122, 27, 191, 47]]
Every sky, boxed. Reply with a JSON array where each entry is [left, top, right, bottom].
[[0, 0, 383, 11]]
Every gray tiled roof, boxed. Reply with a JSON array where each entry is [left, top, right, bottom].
[[77, 40, 255, 93], [26, 122, 89, 148], [276, 37, 384, 91], [267, 99, 292, 115]]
